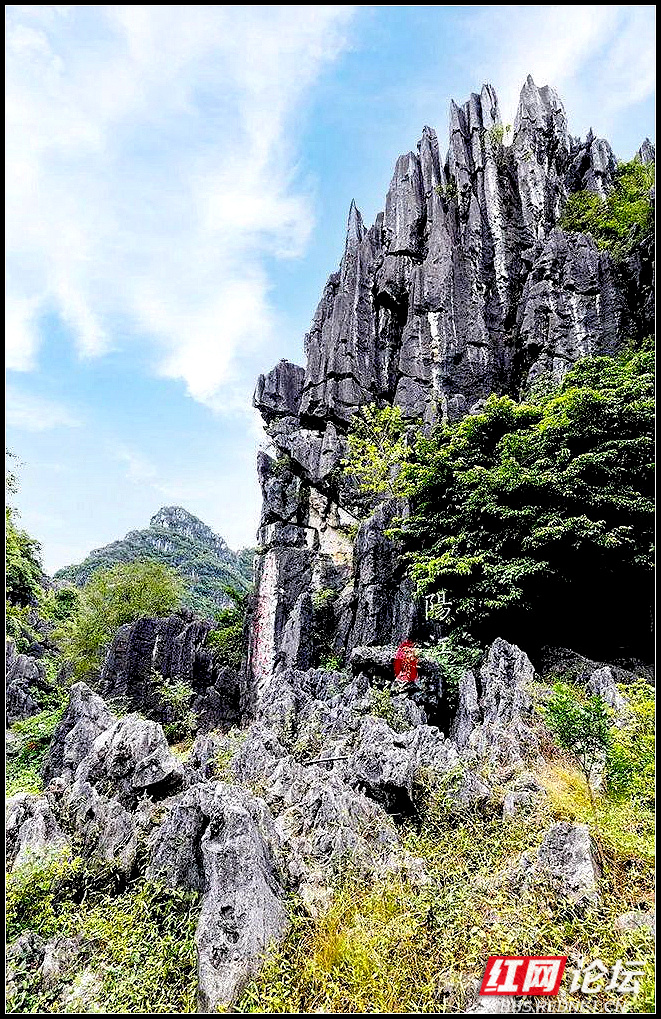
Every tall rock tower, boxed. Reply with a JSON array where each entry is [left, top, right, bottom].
[[246, 77, 654, 710]]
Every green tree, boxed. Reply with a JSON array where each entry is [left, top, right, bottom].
[[342, 404, 411, 498], [205, 584, 249, 669], [544, 682, 611, 810], [377, 346, 653, 656], [6, 457, 45, 608], [57, 560, 185, 677]]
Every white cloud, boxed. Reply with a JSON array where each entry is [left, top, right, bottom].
[[463, 6, 655, 141], [5, 5, 355, 404], [6, 386, 80, 431]]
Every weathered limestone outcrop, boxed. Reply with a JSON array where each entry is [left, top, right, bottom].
[[6, 791, 69, 871], [5, 639, 53, 725], [99, 611, 241, 732], [148, 782, 289, 1011], [43, 681, 116, 784], [248, 76, 652, 686]]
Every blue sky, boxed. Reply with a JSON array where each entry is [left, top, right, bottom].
[[6, 5, 656, 573]]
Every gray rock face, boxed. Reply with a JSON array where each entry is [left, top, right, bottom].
[[248, 76, 650, 683], [453, 638, 540, 766], [637, 138, 655, 165], [516, 821, 601, 907], [74, 714, 184, 809], [61, 712, 184, 874], [586, 666, 628, 715], [502, 771, 545, 819], [42, 682, 116, 784], [99, 612, 241, 733], [615, 909, 655, 933], [6, 792, 68, 871], [5, 639, 52, 725], [148, 782, 289, 1012]]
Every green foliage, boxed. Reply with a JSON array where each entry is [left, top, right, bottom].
[[6, 855, 199, 1014], [153, 671, 197, 743], [206, 585, 247, 670], [5, 601, 37, 654], [606, 681, 655, 805], [560, 158, 654, 259], [544, 682, 611, 790], [6, 702, 67, 796], [433, 179, 458, 203], [206, 621, 244, 670], [57, 560, 185, 677], [420, 635, 483, 705], [6, 508, 44, 608], [368, 687, 410, 733], [319, 654, 344, 672], [6, 454, 45, 610], [397, 346, 654, 653], [37, 585, 80, 623], [342, 404, 411, 498], [487, 123, 504, 147]]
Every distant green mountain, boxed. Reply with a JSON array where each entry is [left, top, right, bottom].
[[54, 506, 254, 620]]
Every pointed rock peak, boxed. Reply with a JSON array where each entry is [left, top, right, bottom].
[[480, 83, 501, 122], [345, 200, 365, 247], [514, 74, 568, 147], [637, 138, 655, 164]]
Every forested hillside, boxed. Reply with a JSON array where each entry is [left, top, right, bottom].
[[54, 506, 254, 619]]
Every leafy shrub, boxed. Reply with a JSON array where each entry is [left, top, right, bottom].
[[544, 682, 611, 803], [341, 404, 411, 498], [606, 680, 654, 805], [6, 849, 75, 943], [420, 635, 483, 707], [206, 622, 244, 669], [369, 687, 410, 733], [57, 560, 185, 677]]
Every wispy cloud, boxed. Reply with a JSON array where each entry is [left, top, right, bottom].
[[6, 386, 80, 432], [462, 6, 655, 141], [111, 443, 159, 484], [5, 5, 355, 406]]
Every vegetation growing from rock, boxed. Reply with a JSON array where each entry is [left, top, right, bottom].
[[560, 158, 655, 258], [344, 343, 654, 658], [205, 585, 249, 669], [237, 724, 654, 1014], [6, 854, 199, 1014]]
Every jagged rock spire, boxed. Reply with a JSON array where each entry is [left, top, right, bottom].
[[248, 77, 651, 685], [637, 138, 655, 164]]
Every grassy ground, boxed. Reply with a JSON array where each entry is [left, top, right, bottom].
[[235, 775, 654, 1014], [6, 855, 199, 1014]]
